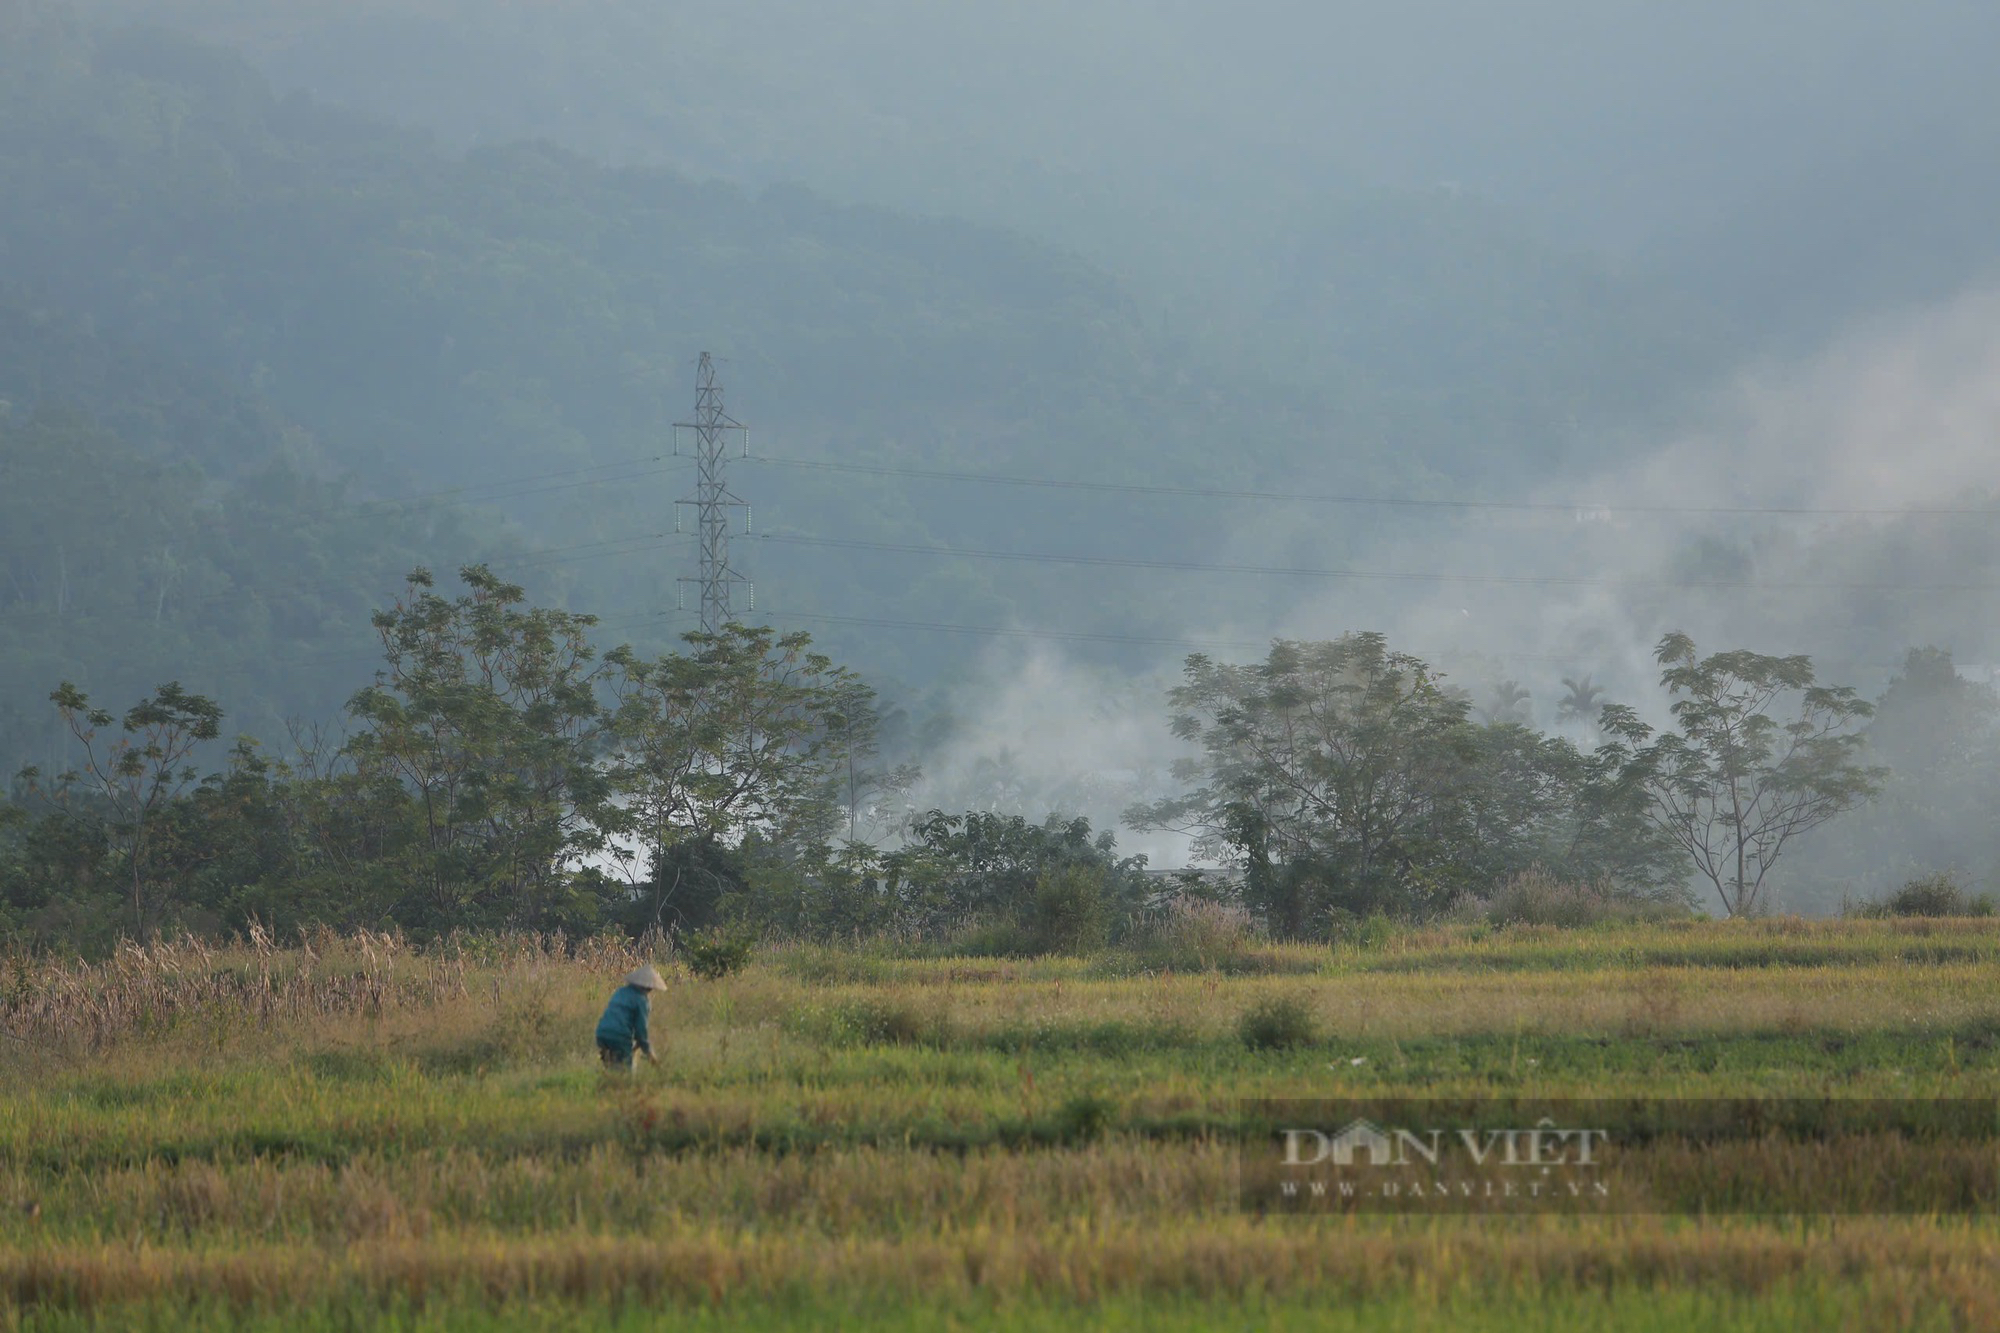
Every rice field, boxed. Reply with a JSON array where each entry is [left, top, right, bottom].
[[0, 919, 1995, 1330]]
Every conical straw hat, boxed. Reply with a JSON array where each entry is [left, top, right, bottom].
[[625, 964, 666, 990]]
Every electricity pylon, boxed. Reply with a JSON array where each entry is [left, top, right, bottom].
[[673, 352, 750, 634]]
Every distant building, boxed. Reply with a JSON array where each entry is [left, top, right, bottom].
[[1139, 868, 1243, 888], [1138, 867, 1244, 908]]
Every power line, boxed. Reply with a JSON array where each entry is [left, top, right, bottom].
[[108, 609, 685, 691], [0, 534, 693, 628], [0, 456, 692, 558], [323, 458, 691, 521], [490, 534, 690, 571], [752, 532, 2000, 593], [748, 454, 2000, 520], [751, 607, 1920, 674], [12, 501, 1993, 637], [762, 609, 1270, 652]]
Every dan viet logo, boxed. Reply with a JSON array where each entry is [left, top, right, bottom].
[[1244, 1097, 1997, 1215], [1273, 1116, 1613, 1204]]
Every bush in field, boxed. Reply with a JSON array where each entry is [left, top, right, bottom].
[[1484, 867, 1686, 927], [1325, 908, 1395, 949], [681, 928, 755, 980], [1126, 894, 1261, 972], [947, 918, 1036, 958], [1027, 864, 1111, 954], [1238, 995, 1316, 1051], [1854, 872, 1996, 919], [1055, 1092, 1115, 1142], [884, 811, 1148, 943], [792, 996, 953, 1047]]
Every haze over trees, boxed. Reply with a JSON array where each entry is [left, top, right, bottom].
[[0, 576, 1915, 948], [1598, 634, 1881, 918], [3, 0, 1998, 934]]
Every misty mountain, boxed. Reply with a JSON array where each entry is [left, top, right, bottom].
[[3, 0, 1997, 909], [74, 0, 2000, 348], [0, 376, 508, 773], [0, 2, 1740, 725]]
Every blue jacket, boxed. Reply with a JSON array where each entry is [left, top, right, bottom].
[[595, 984, 652, 1056]]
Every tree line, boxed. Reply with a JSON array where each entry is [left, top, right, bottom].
[[8, 565, 1982, 954], [1129, 631, 1886, 925]]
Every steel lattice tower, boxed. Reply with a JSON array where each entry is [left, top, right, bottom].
[[674, 352, 750, 634]]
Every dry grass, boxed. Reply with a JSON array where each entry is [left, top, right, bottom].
[[0, 1221, 1993, 1320], [0, 927, 659, 1052], [0, 919, 1994, 1327]]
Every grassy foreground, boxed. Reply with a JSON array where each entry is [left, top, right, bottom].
[[0, 919, 1994, 1329]]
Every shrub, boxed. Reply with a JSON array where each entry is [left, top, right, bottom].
[[681, 928, 755, 980], [1237, 995, 1317, 1051], [1485, 868, 1684, 928], [1857, 872, 1996, 919], [791, 996, 953, 1047], [1027, 864, 1111, 954], [769, 942, 897, 985], [937, 863, 1114, 957], [1124, 894, 1260, 972], [1325, 908, 1395, 949], [947, 918, 1035, 958], [1055, 1092, 1114, 1142]]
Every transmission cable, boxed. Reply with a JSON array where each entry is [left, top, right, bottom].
[[751, 532, 2000, 594], [748, 454, 2000, 520]]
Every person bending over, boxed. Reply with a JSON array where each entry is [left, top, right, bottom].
[[596, 964, 664, 1068]]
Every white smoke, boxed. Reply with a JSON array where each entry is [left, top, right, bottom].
[[896, 643, 1194, 865], [911, 285, 2000, 867], [1263, 284, 2000, 719]]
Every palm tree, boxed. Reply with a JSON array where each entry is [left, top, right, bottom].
[[1477, 679, 1533, 726], [1556, 674, 1607, 727]]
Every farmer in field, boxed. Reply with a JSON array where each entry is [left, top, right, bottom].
[[596, 964, 664, 1069]]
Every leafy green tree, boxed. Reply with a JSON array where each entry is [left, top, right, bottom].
[[1776, 646, 2000, 908], [824, 676, 922, 844], [727, 836, 897, 941], [1602, 632, 1883, 917], [346, 566, 612, 931], [1133, 634, 1483, 927], [1026, 863, 1113, 954], [880, 810, 1142, 947], [1452, 721, 1680, 898], [145, 738, 300, 935], [603, 624, 865, 931], [26, 681, 224, 933], [1136, 635, 1682, 933], [1866, 647, 1999, 778]]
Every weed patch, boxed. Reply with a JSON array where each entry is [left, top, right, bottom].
[[1237, 997, 1317, 1052]]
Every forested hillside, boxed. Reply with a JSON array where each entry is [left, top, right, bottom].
[[0, 301, 510, 771], [1, 0, 1996, 935], [0, 0, 1746, 771], [73, 0, 2000, 347]]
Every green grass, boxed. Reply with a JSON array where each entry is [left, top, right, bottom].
[[0, 1284, 1979, 1332], [0, 920, 1994, 1328]]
